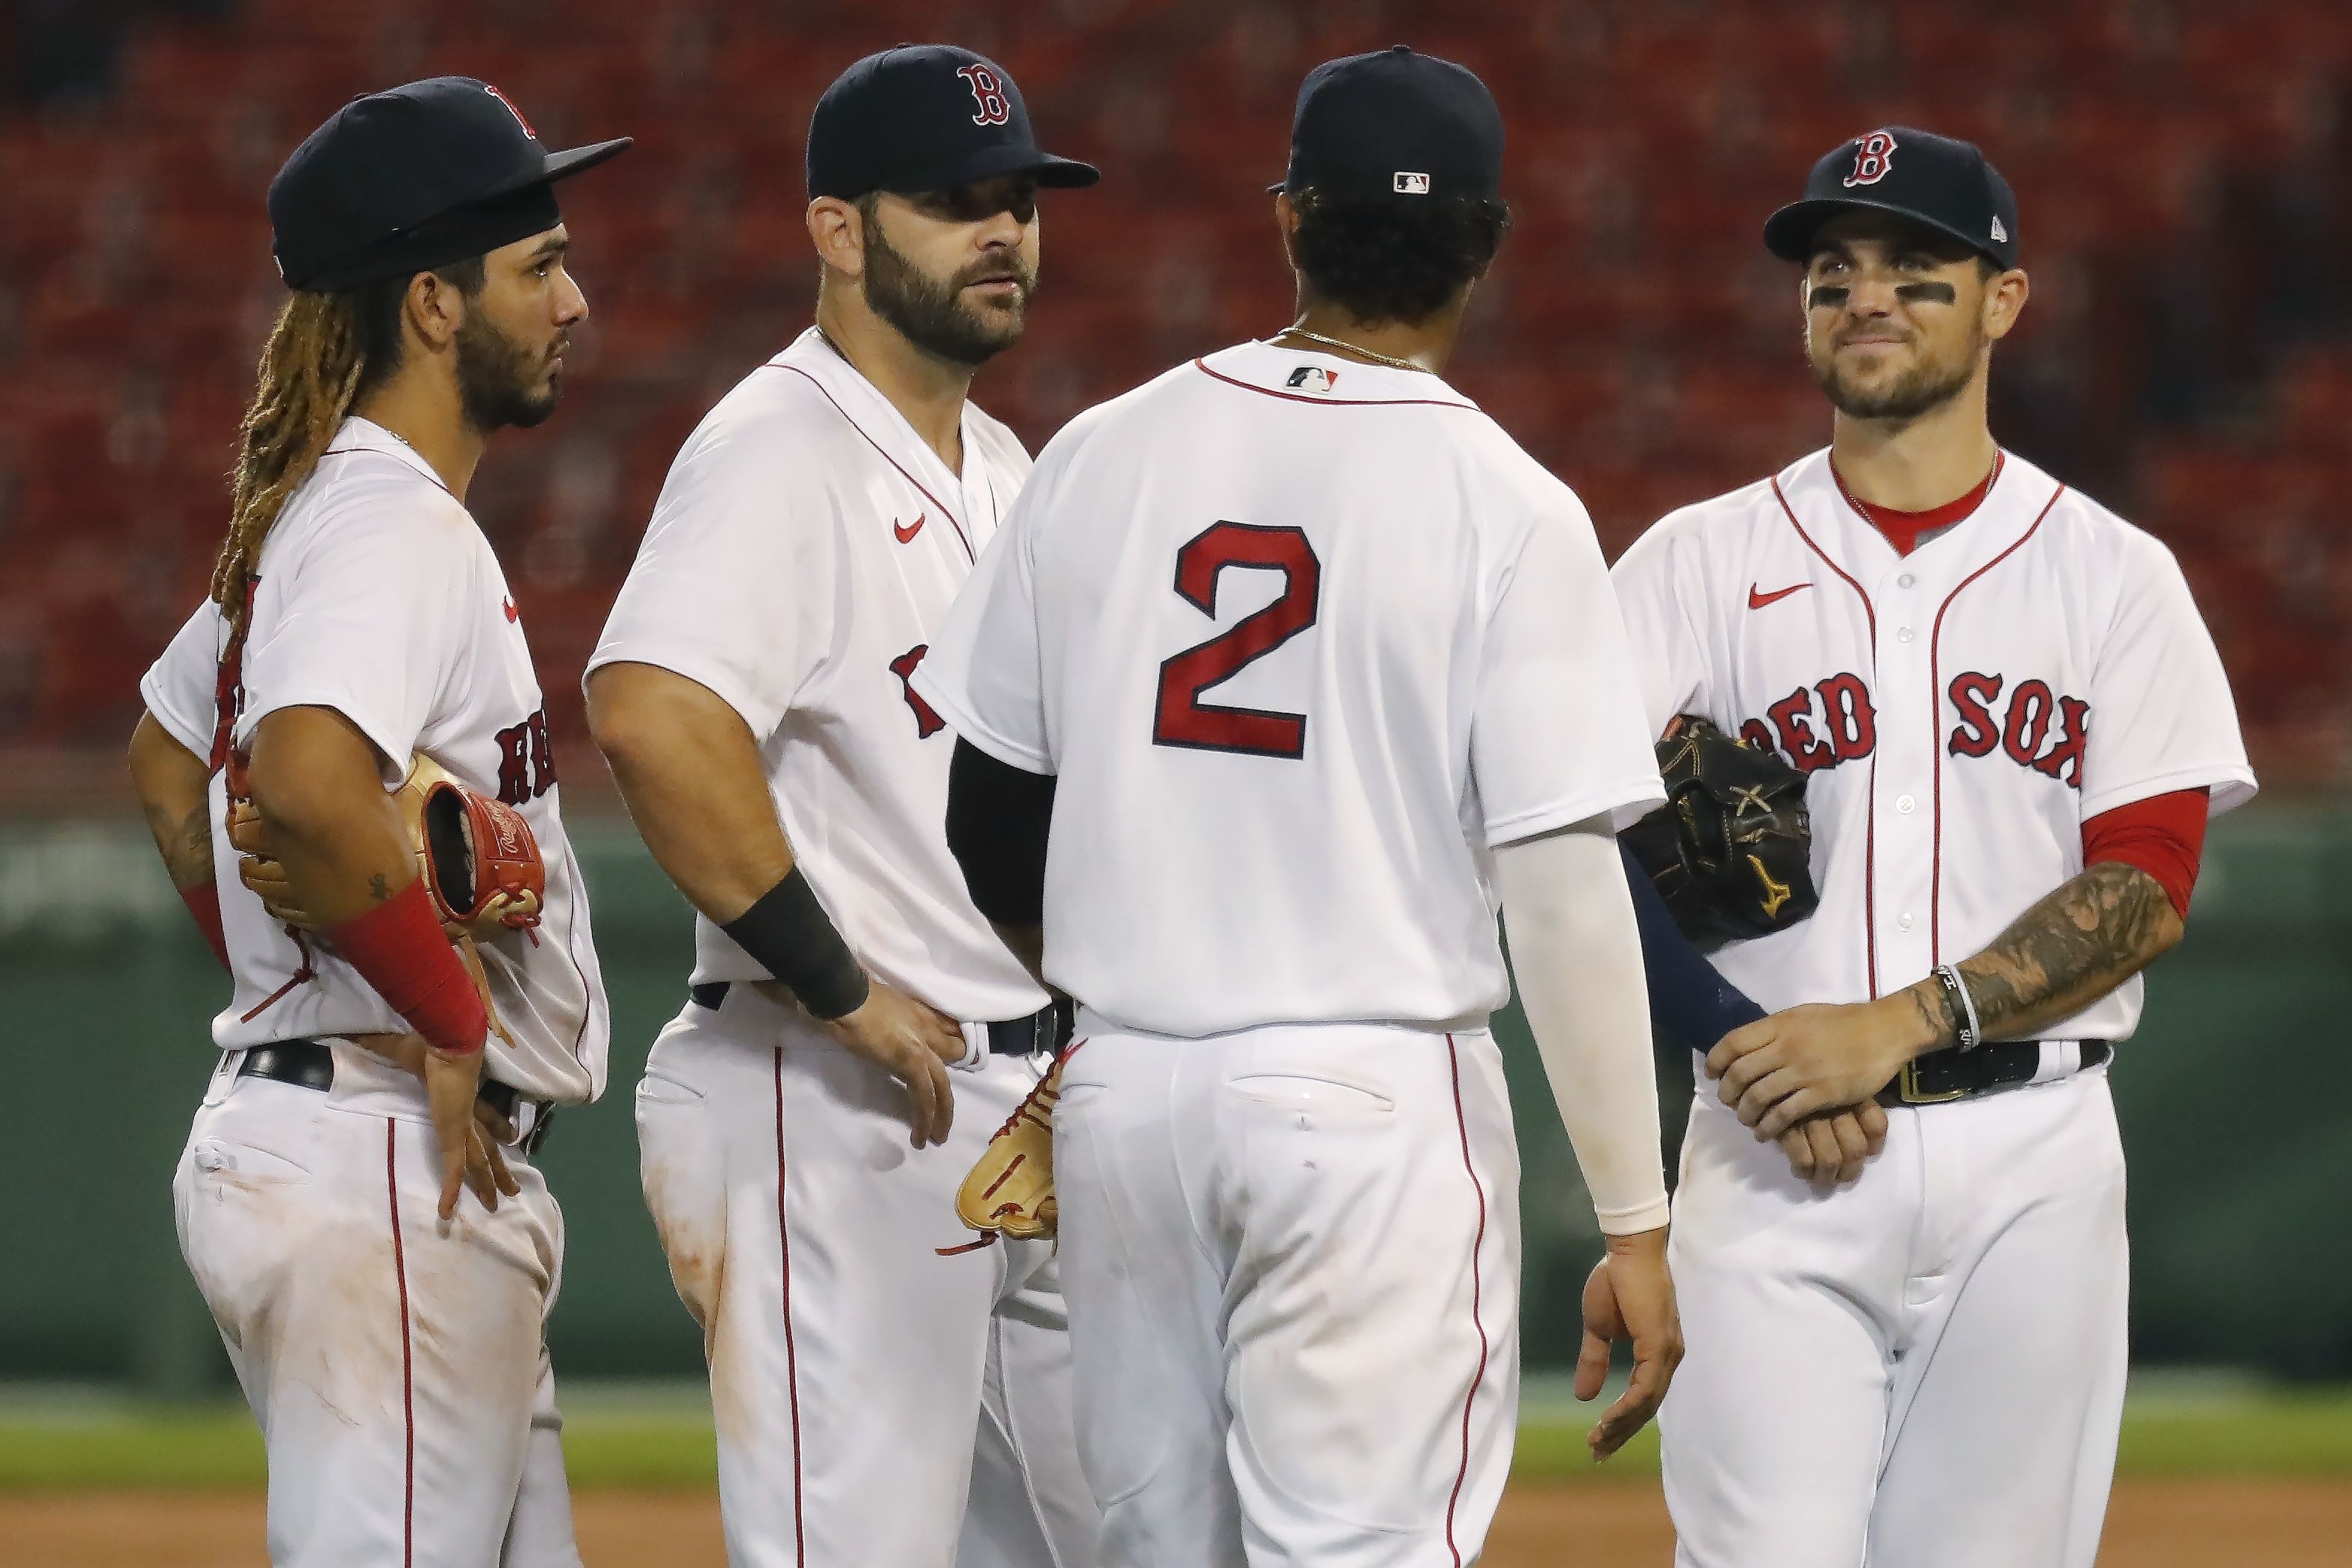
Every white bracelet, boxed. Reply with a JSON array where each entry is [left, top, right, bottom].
[[1934, 964, 1985, 1052]]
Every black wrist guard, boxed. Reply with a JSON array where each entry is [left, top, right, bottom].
[[721, 868, 870, 1020]]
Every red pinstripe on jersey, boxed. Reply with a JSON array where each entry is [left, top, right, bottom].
[[1770, 478, 1882, 998], [1927, 483, 2066, 960]]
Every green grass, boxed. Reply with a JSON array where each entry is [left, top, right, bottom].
[[1, 1378, 2346, 1492]]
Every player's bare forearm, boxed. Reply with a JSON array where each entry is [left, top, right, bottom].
[[1711, 861, 2184, 1135], [128, 712, 215, 892], [585, 662, 796, 922], [243, 706, 417, 926], [1896, 859, 2184, 1050]]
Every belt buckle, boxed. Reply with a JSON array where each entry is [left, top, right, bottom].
[[1896, 1058, 1970, 1106]]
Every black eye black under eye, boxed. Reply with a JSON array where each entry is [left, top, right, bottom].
[[1808, 286, 1850, 308], [1894, 281, 1958, 305]]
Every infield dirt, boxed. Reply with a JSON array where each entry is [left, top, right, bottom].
[[2, 1477, 2348, 1565]]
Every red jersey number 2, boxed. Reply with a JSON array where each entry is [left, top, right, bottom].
[[1151, 521, 1321, 759]]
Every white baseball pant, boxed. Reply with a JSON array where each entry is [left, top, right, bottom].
[[175, 1044, 579, 1568], [1051, 1019, 1521, 1568], [635, 983, 1098, 1568], [1661, 1068, 2129, 1568]]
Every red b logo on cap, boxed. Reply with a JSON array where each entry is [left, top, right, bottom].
[[1844, 130, 1897, 187], [484, 84, 538, 140], [957, 63, 1011, 127]]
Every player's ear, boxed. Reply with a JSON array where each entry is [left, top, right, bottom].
[[808, 196, 865, 281], [402, 269, 466, 355], [1982, 267, 2029, 343], [1274, 190, 1301, 269]]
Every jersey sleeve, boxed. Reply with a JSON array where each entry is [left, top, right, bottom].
[[140, 597, 227, 759], [235, 505, 472, 777], [2078, 538, 2258, 819], [1607, 514, 1712, 738], [1472, 500, 1668, 844], [913, 473, 1053, 775], [588, 417, 841, 741]]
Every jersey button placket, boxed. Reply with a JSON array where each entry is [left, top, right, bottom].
[[1873, 564, 1935, 983]]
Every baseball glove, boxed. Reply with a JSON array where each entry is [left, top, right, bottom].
[[399, 755, 545, 942], [953, 1058, 1063, 1242], [1620, 714, 1818, 951], [233, 754, 545, 942]]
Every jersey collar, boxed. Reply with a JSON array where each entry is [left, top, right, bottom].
[[325, 416, 457, 494], [1774, 447, 2064, 591], [768, 328, 994, 532], [1194, 340, 1480, 409]]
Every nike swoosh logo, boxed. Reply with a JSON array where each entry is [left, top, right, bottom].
[[1748, 582, 1811, 609], [503, 597, 520, 623], [893, 514, 926, 544]]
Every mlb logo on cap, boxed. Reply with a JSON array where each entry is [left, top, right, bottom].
[[1287, 366, 1340, 393], [1393, 171, 1431, 194]]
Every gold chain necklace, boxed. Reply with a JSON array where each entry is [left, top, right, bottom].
[[1272, 327, 1434, 375]]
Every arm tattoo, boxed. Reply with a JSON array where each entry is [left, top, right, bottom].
[[169, 801, 214, 889], [369, 873, 391, 903], [1954, 862, 2182, 1042]]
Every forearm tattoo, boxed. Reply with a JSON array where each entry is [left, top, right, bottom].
[[1953, 862, 2180, 1042]]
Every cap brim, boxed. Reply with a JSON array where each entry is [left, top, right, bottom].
[[1764, 196, 2007, 266], [880, 142, 1100, 194], [541, 137, 635, 183]]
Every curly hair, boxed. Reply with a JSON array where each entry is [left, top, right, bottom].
[[1291, 188, 1513, 326]]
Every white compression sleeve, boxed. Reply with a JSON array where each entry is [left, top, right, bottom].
[[1495, 817, 1671, 1235]]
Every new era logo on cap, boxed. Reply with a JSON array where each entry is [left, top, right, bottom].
[[1991, 215, 2008, 242], [1393, 171, 1431, 193]]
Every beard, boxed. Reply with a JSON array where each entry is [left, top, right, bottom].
[[1809, 324, 1982, 423], [862, 224, 1034, 367], [455, 310, 562, 432]]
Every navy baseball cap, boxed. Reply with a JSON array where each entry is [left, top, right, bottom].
[[1274, 46, 1505, 202], [270, 77, 630, 293], [1764, 127, 2020, 270], [806, 46, 1098, 201]]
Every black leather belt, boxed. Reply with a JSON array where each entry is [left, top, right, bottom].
[[688, 983, 1073, 1057], [235, 1038, 557, 1155], [1876, 1040, 2112, 1107]]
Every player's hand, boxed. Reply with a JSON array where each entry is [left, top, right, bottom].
[[821, 980, 964, 1149], [1706, 998, 1936, 1139], [357, 1032, 522, 1215], [423, 1042, 489, 1222], [228, 799, 320, 930], [1777, 1101, 1890, 1187], [1575, 1226, 1682, 1460]]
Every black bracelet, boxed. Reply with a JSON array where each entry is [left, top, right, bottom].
[[721, 868, 870, 1021]]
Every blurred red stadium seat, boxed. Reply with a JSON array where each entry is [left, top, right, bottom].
[[0, 0, 2345, 788]]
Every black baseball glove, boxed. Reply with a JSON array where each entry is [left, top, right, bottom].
[[1621, 715, 1818, 951]]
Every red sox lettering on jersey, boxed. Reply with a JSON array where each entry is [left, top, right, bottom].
[[1738, 667, 2088, 788], [1613, 447, 2254, 1032]]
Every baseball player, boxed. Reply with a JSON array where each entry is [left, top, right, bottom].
[[125, 80, 623, 1565], [583, 47, 1101, 1568], [917, 48, 1681, 1568], [1609, 128, 2256, 1567]]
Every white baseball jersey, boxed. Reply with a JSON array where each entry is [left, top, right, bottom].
[[915, 340, 1666, 1038], [139, 417, 610, 1104], [588, 326, 1050, 1025], [1611, 447, 2256, 1039]]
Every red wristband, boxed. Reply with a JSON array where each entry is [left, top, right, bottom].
[[328, 880, 488, 1056], [180, 882, 231, 972]]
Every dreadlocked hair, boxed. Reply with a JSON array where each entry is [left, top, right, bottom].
[[208, 257, 485, 633], [209, 289, 372, 631]]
